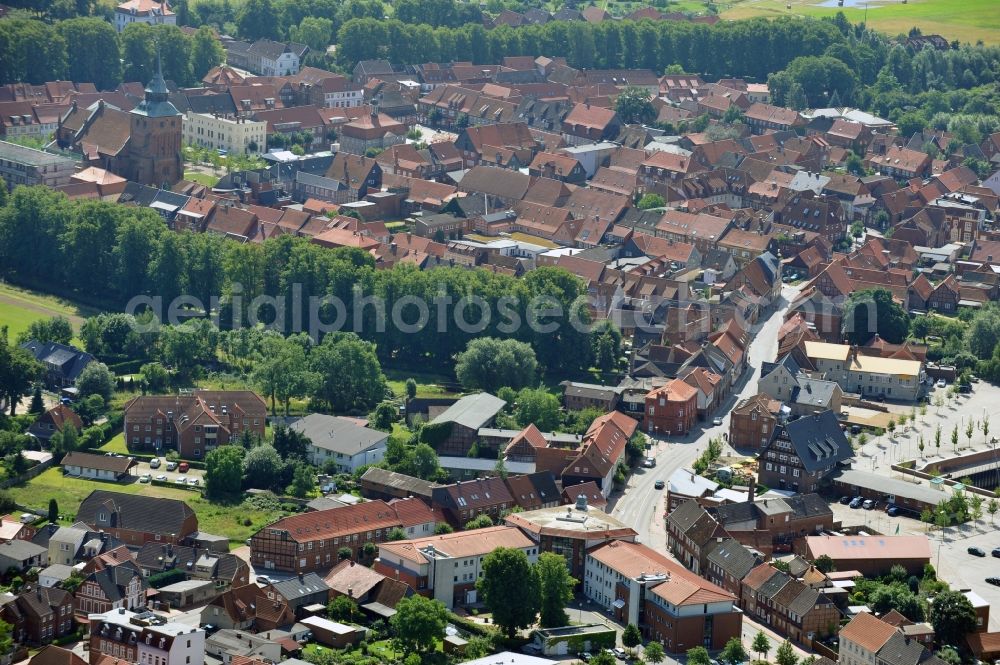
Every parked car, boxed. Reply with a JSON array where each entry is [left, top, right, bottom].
[[175, 476, 187, 484], [712, 416, 724, 426], [149, 458, 161, 469], [166, 461, 178, 471], [958, 384, 971, 394], [992, 547, 1000, 558], [849, 497, 864, 509], [654, 480, 665, 490], [850, 424, 862, 435], [839, 496, 852, 505], [887, 506, 900, 517], [188, 478, 200, 486], [612, 647, 627, 659], [255, 575, 270, 585], [862, 499, 876, 510], [139, 474, 151, 483], [580, 653, 593, 663], [968, 546, 986, 557], [986, 577, 1000, 587], [936, 379, 947, 389], [155, 474, 167, 482], [643, 458, 655, 468], [178, 462, 190, 473]]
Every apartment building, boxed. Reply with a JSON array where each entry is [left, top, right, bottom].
[[182, 112, 266, 155], [88, 608, 205, 665], [0, 140, 76, 190]]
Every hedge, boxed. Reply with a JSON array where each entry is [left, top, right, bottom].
[[148, 568, 186, 588]]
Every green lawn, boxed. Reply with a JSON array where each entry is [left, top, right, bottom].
[[98, 432, 130, 455], [183, 171, 220, 187], [385, 369, 460, 400], [9, 467, 284, 544], [719, 0, 1000, 45], [0, 282, 96, 342]]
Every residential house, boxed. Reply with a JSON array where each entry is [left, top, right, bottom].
[[740, 563, 839, 645], [88, 609, 205, 665], [74, 564, 146, 614], [559, 382, 620, 412], [0, 540, 48, 572], [323, 558, 412, 615], [135, 542, 250, 591], [358, 467, 441, 504], [868, 146, 931, 179], [744, 103, 805, 133], [704, 538, 762, 597], [249, 500, 434, 574], [729, 393, 781, 450], [290, 414, 388, 473], [338, 112, 407, 156], [560, 411, 638, 498], [665, 499, 727, 575], [665, 468, 719, 513], [758, 410, 851, 494], [244, 40, 307, 77], [584, 540, 742, 651], [19, 340, 94, 390], [503, 471, 561, 511], [561, 103, 621, 145], [802, 535, 930, 577], [256, 573, 329, 629], [114, 0, 176, 31], [0, 585, 74, 645], [28, 404, 83, 445], [0, 141, 76, 190], [427, 393, 506, 457], [61, 451, 138, 482], [75, 490, 199, 547], [122, 390, 267, 458], [430, 477, 514, 529], [713, 494, 835, 555], [645, 378, 698, 436]]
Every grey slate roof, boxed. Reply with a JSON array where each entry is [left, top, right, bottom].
[[290, 414, 389, 456], [76, 490, 196, 538], [0, 539, 46, 562], [706, 539, 760, 579], [271, 572, 329, 600], [20, 341, 94, 384], [791, 377, 839, 408], [360, 467, 441, 498], [429, 393, 506, 430], [779, 410, 851, 473]]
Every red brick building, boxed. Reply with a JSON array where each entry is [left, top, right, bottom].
[[728, 393, 781, 450], [645, 378, 697, 435]]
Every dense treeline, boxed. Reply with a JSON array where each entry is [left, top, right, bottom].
[[0, 186, 595, 376], [0, 18, 223, 87]]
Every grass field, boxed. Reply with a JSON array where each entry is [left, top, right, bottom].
[[718, 0, 1000, 45], [183, 171, 220, 186], [9, 467, 284, 544], [385, 369, 461, 399], [0, 282, 97, 342]]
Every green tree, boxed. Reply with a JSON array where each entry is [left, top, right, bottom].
[[19, 316, 74, 346], [591, 319, 623, 374], [289, 16, 333, 51], [965, 306, 1000, 360], [514, 387, 562, 431], [140, 362, 170, 393], [645, 642, 666, 664], [537, 552, 576, 628], [309, 333, 386, 413], [390, 595, 448, 654], [775, 641, 797, 665], [622, 623, 642, 652], [928, 589, 977, 646], [637, 193, 666, 210], [237, 0, 280, 40], [386, 527, 408, 541], [370, 402, 397, 432], [455, 337, 538, 393], [286, 462, 316, 498], [815, 554, 835, 573], [28, 386, 44, 415], [842, 288, 910, 345], [205, 445, 245, 499], [327, 595, 360, 623], [404, 378, 417, 401], [0, 327, 44, 415], [688, 646, 712, 665], [721, 638, 749, 665], [47, 498, 58, 523], [190, 25, 225, 81], [590, 652, 616, 665], [615, 85, 655, 124], [478, 547, 540, 638], [752, 630, 771, 663], [242, 444, 283, 491], [58, 17, 121, 90], [464, 514, 494, 530]]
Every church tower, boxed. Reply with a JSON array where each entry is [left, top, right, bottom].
[[126, 53, 182, 187]]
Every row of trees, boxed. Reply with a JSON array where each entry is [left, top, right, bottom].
[[0, 18, 223, 88], [0, 187, 605, 377]]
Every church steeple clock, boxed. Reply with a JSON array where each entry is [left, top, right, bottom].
[[126, 52, 182, 187]]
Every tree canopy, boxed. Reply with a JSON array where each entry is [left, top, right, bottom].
[[477, 547, 539, 638], [842, 288, 910, 345], [390, 595, 448, 654]]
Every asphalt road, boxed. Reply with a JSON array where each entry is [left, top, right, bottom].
[[610, 285, 800, 546]]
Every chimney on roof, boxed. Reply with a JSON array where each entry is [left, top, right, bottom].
[[748, 475, 756, 503]]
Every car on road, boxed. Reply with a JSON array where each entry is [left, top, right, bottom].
[[155, 474, 167, 482], [839, 496, 852, 505], [992, 547, 1000, 558], [862, 499, 876, 510], [849, 497, 864, 509], [178, 462, 190, 472], [166, 461, 178, 471], [936, 379, 947, 389], [139, 473, 151, 483], [968, 546, 986, 557], [612, 647, 627, 659], [175, 476, 187, 484], [643, 458, 655, 468], [712, 417, 723, 426], [654, 480, 665, 490], [149, 458, 161, 469], [987, 577, 1000, 586]]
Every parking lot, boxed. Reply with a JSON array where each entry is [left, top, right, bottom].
[[932, 525, 1000, 631], [133, 456, 206, 487]]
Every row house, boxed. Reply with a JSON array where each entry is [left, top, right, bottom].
[[430, 477, 514, 529], [867, 145, 932, 179], [665, 499, 728, 575], [728, 392, 782, 450], [454, 122, 540, 169], [561, 103, 621, 146], [704, 538, 763, 598], [713, 494, 835, 555], [75, 491, 198, 548], [744, 103, 806, 134], [293, 69, 364, 109], [740, 563, 839, 645], [89, 609, 205, 665], [584, 540, 742, 652], [644, 378, 697, 436], [0, 586, 74, 645], [757, 410, 851, 494], [560, 411, 638, 498]]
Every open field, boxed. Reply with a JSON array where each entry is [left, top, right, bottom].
[[385, 369, 461, 399], [719, 0, 1000, 45], [9, 467, 285, 544], [0, 282, 97, 341], [183, 171, 220, 186]]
